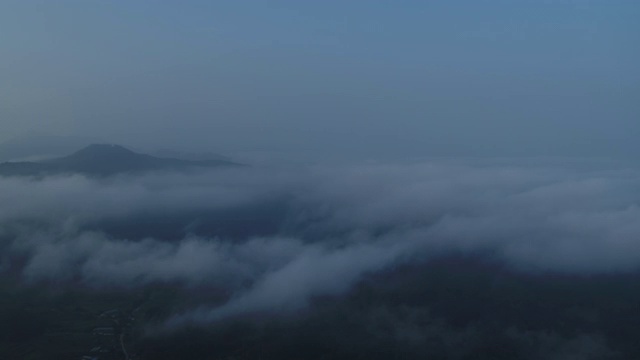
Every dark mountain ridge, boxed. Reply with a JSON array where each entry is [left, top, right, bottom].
[[0, 144, 240, 177], [0, 133, 100, 162]]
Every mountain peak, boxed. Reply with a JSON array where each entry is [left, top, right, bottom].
[[72, 144, 137, 158], [0, 143, 240, 178]]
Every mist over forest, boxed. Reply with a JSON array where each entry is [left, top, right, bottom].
[[2, 1, 639, 359], [2, 149, 640, 359]]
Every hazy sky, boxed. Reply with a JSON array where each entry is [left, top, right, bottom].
[[1, 1, 638, 159]]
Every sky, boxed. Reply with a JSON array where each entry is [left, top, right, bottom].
[[1, 0, 638, 160]]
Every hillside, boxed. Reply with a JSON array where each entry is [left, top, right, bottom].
[[0, 144, 240, 177]]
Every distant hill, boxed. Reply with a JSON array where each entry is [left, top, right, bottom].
[[151, 149, 233, 163], [0, 144, 240, 178], [0, 134, 101, 162]]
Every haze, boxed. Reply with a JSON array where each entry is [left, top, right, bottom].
[[3, 3, 640, 359], [2, 1, 638, 161]]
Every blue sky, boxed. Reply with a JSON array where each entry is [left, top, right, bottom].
[[1, 1, 639, 159]]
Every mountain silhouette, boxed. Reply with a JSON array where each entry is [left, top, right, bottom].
[[0, 144, 240, 177], [0, 133, 101, 162]]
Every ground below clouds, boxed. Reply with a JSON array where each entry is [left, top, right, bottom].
[[1, 159, 640, 359]]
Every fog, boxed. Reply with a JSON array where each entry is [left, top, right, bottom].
[[1, 160, 639, 334], [1, 2, 639, 358]]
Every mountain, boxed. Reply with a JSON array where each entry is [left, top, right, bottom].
[[151, 149, 233, 162], [0, 134, 101, 162], [0, 144, 240, 177]]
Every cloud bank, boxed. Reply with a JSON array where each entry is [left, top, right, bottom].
[[2, 159, 640, 327]]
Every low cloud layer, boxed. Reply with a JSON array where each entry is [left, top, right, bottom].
[[2, 159, 640, 327]]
